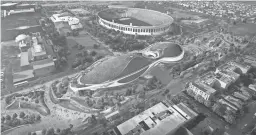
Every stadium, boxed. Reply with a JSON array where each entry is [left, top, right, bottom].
[[97, 8, 173, 36], [70, 42, 184, 92]]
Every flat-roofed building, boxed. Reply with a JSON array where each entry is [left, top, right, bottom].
[[20, 52, 30, 67], [233, 92, 250, 101], [50, 11, 83, 32], [200, 71, 232, 90], [13, 69, 34, 84], [14, 32, 56, 78], [228, 61, 251, 74], [244, 55, 256, 67], [214, 72, 233, 89], [224, 95, 243, 109], [218, 99, 238, 112], [188, 80, 217, 101], [215, 67, 240, 83], [32, 58, 55, 76], [249, 84, 256, 92], [113, 102, 197, 135]]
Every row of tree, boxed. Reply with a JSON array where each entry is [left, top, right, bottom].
[[1, 112, 41, 132], [28, 124, 73, 135]]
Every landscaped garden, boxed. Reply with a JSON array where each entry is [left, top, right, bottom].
[[5, 90, 50, 116], [1, 112, 42, 133], [80, 54, 133, 84]]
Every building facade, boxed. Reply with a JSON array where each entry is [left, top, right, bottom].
[[98, 8, 173, 36], [188, 81, 217, 101]]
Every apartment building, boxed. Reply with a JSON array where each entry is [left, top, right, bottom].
[[200, 71, 233, 90], [188, 80, 217, 101]]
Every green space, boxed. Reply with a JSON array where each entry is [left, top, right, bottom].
[[114, 56, 151, 79], [5, 91, 50, 116], [1, 12, 42, 41], [58, 99, 86, 113], [118, 66, 149, 83], [80, 55, 132, 84], [230, 23, 256, 36]]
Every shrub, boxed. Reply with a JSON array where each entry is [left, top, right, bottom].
[[35, 99, 39, 104], [19, 112, 25, 118]]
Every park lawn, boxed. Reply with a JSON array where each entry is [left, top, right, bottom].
[[230, 23, 256, 36], [80, 55, 132, 84], [66, 34, 112, 70]]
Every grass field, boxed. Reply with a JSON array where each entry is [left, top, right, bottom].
[[114, 56, 151, 79], [118, 66, 149, 83], [1, 12, 42, 41], [66, 33, 112, 71], [230, 23, 256, 36], [80, 54, 132, 84]]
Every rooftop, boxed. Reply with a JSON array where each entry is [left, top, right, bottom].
[[13, 69, 34, 83], [228, 61, 251, 70], [1, 3, 18, 7], [218, 70, 240, 81], [244, 55, 256, 61], [116, 102, 197, 135], [215, 72, 233, 84], [20, 52, 30, 67], [32, 58, 55, 70], [194, 80, 216, 94], [200, 72, 216, 86]]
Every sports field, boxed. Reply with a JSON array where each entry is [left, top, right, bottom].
[[1, 12, 42, 41], [115, 17, 152, 26]]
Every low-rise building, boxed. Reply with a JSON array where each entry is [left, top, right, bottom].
[[244, 55, 256, 67], [13, 32, 56, 83], [111, 102, 197, 135], [218, 99, 238, 112], [249, 84, 256, 92], [228, 61, 251, 74], [50, 11, 83, 32], [215, 68, 240, 83], [200, 71, 233, 90], [224, 95, 243, 109], [188, 80, 217, 101], [233, 92, 250, 101]]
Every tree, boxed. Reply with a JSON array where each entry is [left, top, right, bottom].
[[46, 128, 54, 135], [36, 115, 41, 121], [204, 100, 212, 108], [195, 95, 204, 104], [212, 103, 221, 113], [93, 44, 99, 49], [90, 51, 97, 56], [42, 129, 47, 135], [186, 89, 196, 97], [12, 113, 18, 119], [32, 133, 37, 135], [69, 124, 73, 129], [1, 116, 5, 123], [35, 99, 39, 104], [29, 114, 36, 123], [19, 112, 25, 118], [5, 115, 11, 120], [225, 115, 236, 124]]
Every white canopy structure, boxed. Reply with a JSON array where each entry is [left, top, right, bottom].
[[15, 34, 28, 42]]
